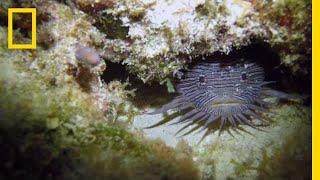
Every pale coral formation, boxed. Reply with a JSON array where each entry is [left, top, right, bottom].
[[0, 0, 311, 179], [251, 0, 311, 78], [194, 105, 311, 179], [101, 0, 269, 82], [0, 1, 200, 179]]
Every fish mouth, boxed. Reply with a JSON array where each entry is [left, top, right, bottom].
[[210, 101, 244, 108]]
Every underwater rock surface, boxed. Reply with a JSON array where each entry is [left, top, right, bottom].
[[0, 0, 311, 179], [134, 104, 310, 179]]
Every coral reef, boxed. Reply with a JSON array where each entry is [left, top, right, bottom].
[[0, 62, 200, 178], [101, 0, 268, 83], [193, 104, 311, 179], [100, 0, 310, 86], [133, 101, 311, 179], [1, 0, 311, 85], [0, 29, 199, 180], [0, 0, 311, 179], [0, 1, 200, 179], [253, 0, 311, 76]]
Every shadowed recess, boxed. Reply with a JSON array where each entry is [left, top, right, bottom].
[[146, 42, 308, 141]]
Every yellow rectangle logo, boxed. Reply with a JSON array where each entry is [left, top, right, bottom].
[[8, 8, 37, 49]]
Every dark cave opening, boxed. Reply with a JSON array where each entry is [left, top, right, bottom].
[[101, 41, 311, 108], [101, 62, 131, 84], [188, 41, 311, 97], [101, 61, 175, 109]]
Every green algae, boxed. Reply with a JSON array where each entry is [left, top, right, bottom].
[[160, 78, 175, 93], [195, 0, 229, 18], [0, 0, 311, 179], [94, 12, 129, 40], [128, 8, 146, 22], [193, 104, 311, 179], [255, 105, 311, 179], [0, 1, 199, 178], [0, 51, 200, 179], [254, 0, 311, 75]]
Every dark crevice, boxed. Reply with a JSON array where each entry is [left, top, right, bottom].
[[101, 41, 311, 108], [101, 61, 175, 109], [187, 41, 311, 96], [0, 2, 51, 43], [101, 62, 131, 84], [67, 0, 129, 40], [92, 12, 129, 40]]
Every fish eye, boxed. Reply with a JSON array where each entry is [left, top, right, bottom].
[[199, 75, 206, 84], [241, 73, 247, 80]]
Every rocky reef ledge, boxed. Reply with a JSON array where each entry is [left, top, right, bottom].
[[0, 0, 311, 179]]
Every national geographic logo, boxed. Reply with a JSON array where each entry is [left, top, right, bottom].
[[8, 8, 36, 49]]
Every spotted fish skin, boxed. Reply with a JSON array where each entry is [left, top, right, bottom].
[[148, 62, 285, 138]]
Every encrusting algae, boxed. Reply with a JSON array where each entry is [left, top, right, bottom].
[[0, 0, 311, 179]]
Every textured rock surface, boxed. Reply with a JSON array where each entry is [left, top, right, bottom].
[[134, 104, 311, 179], [0, 1, 200, 179], [102, 0, 269, 82], [0, 0, 311, 179]]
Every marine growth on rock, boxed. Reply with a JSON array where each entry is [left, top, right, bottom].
[[149, 61, 294, 140], [75, 43, 101, 66]]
